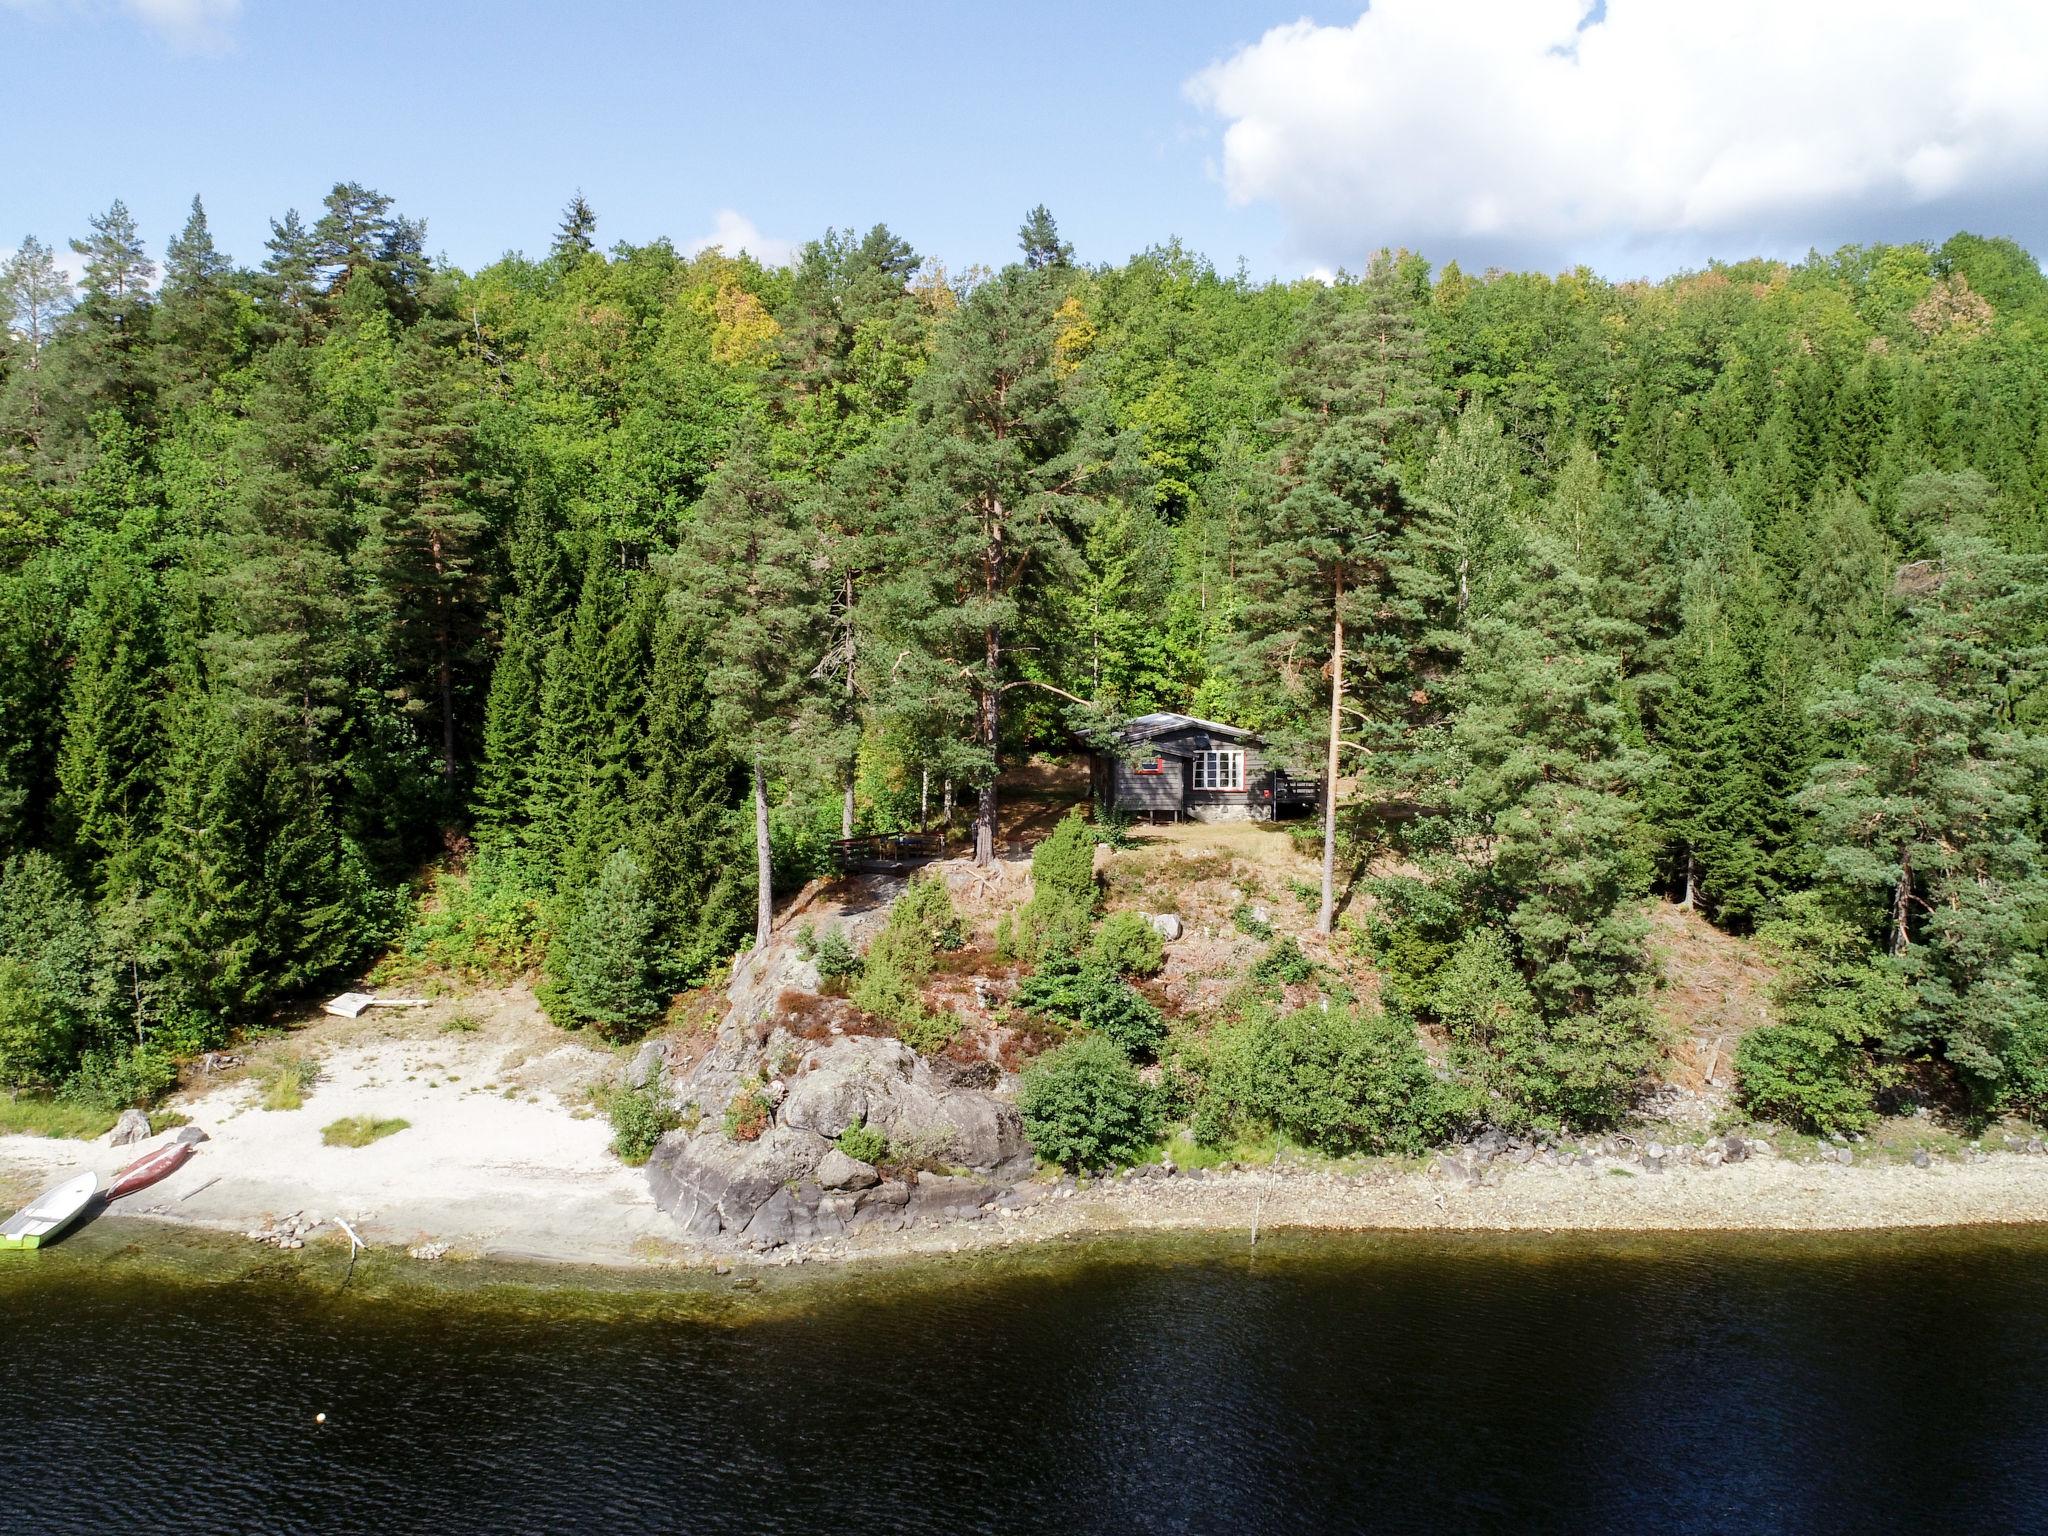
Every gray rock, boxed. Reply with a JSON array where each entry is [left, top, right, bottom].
[[174, 1125, 210, 1146], [815, 1147, 879, 1191], [909, 1174, 998, 1220], [1722, 1134, 1748, 1163], [1911, 1147, 1932, 1168], [1146, 913, 1183, 942], [110, 1108, 150, 1146], [626, 1039, 665, 1089], [646, 1122, 831, 1239]]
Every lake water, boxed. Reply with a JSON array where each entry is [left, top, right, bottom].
[[5, 1223, 2048, 1533]]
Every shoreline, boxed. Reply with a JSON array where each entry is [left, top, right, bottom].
[[11, 1132, 2048, 1276]]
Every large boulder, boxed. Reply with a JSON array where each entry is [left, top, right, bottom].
[[1146, 913, 1183, 942], [815, 1148, 879, 1190], [779, 1035, 1026, 1173], [646, 1122, 830, 1239], [110, 1108, 150, 1147]]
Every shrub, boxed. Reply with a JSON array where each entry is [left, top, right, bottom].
[[1248, 936, 1316, 992], [1434, 927, 1659, 1131], [853, 874, 963, 1051], [1020, 1034, 1161, 1172], [1089, 911, 1164, 978], [62, 1046, 178, 1111], [1018, 811, 1097, 957], [440, 1011, 483, 1034], [1363, 874, 1465, 1018], [723, 1085, 772, 1142], [1194, 1003, 1454, 1156], [1092, 806, 1137, 850], [539, 848, 669, 1041], [608, 1085, 680, 1165], [1015, 954, 1166, 1060], [812, 929, 863, 989], [1736, 901, 1906, 1135], [252, 1053, 319, 1112], [1231, 902, 1274, 940], [836, 1118, 888, 1165], [389, 856, 549, 983], [322, 1115, 409, 1148], [0, 957, 79, 1091]]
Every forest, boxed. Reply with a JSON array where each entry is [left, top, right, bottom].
[[2, 184, 2045, 1142]]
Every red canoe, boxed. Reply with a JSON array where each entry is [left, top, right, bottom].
[[106, 1141, 194, 1202]]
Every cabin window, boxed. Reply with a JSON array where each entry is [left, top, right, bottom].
[[1193, 748, 1244, 791], [1132, 756, 1165, 776]]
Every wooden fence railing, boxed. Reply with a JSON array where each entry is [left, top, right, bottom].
[[829, 832, 947, 873]]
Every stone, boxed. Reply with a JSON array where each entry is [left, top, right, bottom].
[[1911, 1148, 1932, 1168], [626, 1039, 666, 1089], [1722, 1134, 1748, 1163], [1146, 913, 1184, 942], [646, 1122, 831, 1239], [174, 1125, 210, 1146], [909, 1174, 998, 1220], [110, 1108, 150, 1146], [815, 1148, 880, 1191]]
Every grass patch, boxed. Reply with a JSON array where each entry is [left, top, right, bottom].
[[252, 1054, 320, 1112], [148, 1110, 191, 1135], [441, 1011, 483, 1034], [321, 1115, 410, 1148], [0, 1095, 118, 1141]]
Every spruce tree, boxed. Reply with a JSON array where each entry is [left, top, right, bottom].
[[155, 195, 245, 402], [552, 192, 598, 260], [539, 847, 667, 1039], [474, 496, 569, 852], [54, 558, 163, 890]]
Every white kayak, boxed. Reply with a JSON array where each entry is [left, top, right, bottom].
[[0, 1171, 99, 1250]]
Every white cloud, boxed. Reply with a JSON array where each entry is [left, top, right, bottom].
[[123, 0, 239, 50], [683, 209, 794, 269], [1187, 1, 2048, 272], [0, 0, 241, 50]]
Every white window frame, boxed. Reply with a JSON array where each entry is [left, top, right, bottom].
[[1194, 748, 1244, 791]]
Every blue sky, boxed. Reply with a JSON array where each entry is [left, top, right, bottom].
[[4, 0, 2044, 283]]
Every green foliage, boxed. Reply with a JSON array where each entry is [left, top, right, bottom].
[[1736, 898, 1908, 1134], [1016, 811, 1098, 957], [1194, 1003, 1455, 1157], [836, 1118, 889, 1164], [1019, 1033, 1162, 1172], [0, 1094, 119, 1140], [392, 858, 549, 982], [1014, 953, 1166, 1060], [852, 873, 963, 1050], [1248, 936, 1316, 992], [539, 848, 669, 1040], [1087, 910, 1164, 978], [606, 1085, 679, 1165], [321, 1114, 409, 1148], [1231, 903, 1274, 941]]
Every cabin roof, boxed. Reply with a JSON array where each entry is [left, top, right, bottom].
[[1114, 712, 1257, 744]]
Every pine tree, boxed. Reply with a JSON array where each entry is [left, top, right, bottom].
[[360, 326, 498, 787], [259, 209, 319, 337], [677, 441, 827, 945], [1407, 402, 1520, 627], [61, 199, 157, 430], [1803, 537, 2048, 1109], [0, 236, 74, 450], [872, 262, 1120, 866], [1017, 205, 1074, 270], [1237, 255, 1435, 931]]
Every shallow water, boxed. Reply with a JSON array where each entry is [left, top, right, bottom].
[[6, 1223, 2048, 1533]]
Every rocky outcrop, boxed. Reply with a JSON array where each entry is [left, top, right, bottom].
[[110, 1108, 150, 1146]]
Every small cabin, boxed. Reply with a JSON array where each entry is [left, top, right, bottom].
[[1091, 713, 1321, 823]]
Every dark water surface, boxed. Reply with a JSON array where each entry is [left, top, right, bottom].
[[5, 1224, 2048, 1534]]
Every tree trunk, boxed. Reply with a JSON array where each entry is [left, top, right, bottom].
[[920, 767, 930, 834], [1890, 851, 1913, 957], [943, 777, 954, 838], [974, 624, 1001, 867], [1317, 573, 1344, 936], [752, 757, 774, 953], [1679, 850, 1699, 911], [842, 777, 855, 840], [842, 597, 857, 839]]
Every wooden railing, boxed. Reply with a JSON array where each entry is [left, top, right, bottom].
[[829, 832, 947, 873]]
